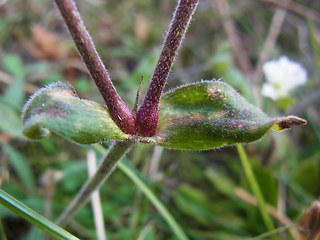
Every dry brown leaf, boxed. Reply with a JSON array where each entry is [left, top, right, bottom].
[[134, 13, 150, 43], [30, 24, 66, 60], [97, 16, 117, 45], [298, 200, 320, 240]]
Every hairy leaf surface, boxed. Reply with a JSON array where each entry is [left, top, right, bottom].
[[152, 80, 305, 150], [22, 82, 128, 144]]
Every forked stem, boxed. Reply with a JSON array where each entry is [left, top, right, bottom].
[[56, 141, 134, 227], [136, 0, 199, 137], [55, 0, 135, 134]]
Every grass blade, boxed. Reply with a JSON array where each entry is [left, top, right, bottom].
[[236, 144, 277, 240], [118, 160, 189, 240], [0, 216, 7, 240], [0, 189, 79, 240]]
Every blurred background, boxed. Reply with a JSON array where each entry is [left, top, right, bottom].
[[0, 0, 319, 239]]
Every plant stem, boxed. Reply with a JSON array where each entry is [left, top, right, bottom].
[[136, 0, 199, 137], [236, 144, 278, 240], [215, 0, 252, 75], [56, 141, 134, 227], [55, 0, 135, 135], [87, 151, 107, 240], [252, 1, 290, 107], [93, 145, 189, 240]]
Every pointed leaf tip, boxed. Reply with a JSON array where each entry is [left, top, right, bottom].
[[273, 116, 307, 131], [22, 82, 128, 144]]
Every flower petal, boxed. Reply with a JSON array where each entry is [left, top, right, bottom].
[[261, 83, 280, 100], [263, 56, 307, 90]]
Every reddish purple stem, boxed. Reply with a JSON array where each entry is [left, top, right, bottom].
[[55, 0, 135, 135], [136, 0, 198, 137]]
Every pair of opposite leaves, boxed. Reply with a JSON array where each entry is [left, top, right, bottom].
[[22, 80, 306, 150]]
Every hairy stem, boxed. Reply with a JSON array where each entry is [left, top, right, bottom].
[[55, 0, 135, 134], [56, 141, 134, 227], [136, 0, 199, 137]]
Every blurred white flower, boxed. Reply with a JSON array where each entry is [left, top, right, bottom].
[[261, 56, 307, 100]]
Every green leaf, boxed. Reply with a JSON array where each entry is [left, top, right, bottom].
[[0, 216, 7, 240], [274, 97, 295, 111], [205, 169, 236, 198], [2, 76, 25, 110], [174, 184, 214, 226], [153, 80, 306, 150], [22, 82, 128, 144], [253, 163, 278, 207], [0, 189, 79, 240], [0, 101, 23, 138], [1, 54, 24, 78], [293, 158, 320, 196], [1, 54, 26, 109], [3, 144, 35, 193]]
